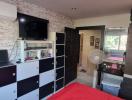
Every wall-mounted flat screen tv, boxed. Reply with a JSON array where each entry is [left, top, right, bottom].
[[18, 13, 49, 40]]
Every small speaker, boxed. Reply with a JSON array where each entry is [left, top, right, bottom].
[[0, 50, 9, 65]]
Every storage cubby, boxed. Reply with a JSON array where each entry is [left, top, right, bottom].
[[17, 40, 54, 62], [49, 32, 65, 92]]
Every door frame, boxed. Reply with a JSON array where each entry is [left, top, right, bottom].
[[76, 25, 105, 50], [76, 25, 105, 86]]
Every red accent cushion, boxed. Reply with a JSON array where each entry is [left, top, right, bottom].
[[48, 82, 123, 100]]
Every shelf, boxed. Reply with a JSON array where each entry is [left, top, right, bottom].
[[56, 55, 65, 58], [17, 40, 54, 63], [25, 40, 53, 44], [56, 77, 64, 81], [56, 44, 65, 45], [24, 48, 53, 52], [56, 66, 64, 70], [24, 56, 54, 63]]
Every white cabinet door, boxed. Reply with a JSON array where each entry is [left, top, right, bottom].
[[0, 83, 17, 100], [40, 70, 55, 87], [17, 61, 39, 81], [18, 89, 39, 100]]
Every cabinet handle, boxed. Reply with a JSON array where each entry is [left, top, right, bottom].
[[13, 90, 16, 93], [52, 62, 54, 65], [12, 73, 16, 76], [36, 66, 39, 69]]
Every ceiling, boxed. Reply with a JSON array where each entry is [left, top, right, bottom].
[[26, 0, 132, 19]]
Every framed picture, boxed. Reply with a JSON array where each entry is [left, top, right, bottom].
[[90, 36, 94, 46], [95, 38, 100, 49]]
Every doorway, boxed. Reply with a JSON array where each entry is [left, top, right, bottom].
[[76, 26, 105, 87]]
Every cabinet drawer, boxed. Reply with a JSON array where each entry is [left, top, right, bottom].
[[56, 33, 65, 44], [56, 78, 64, 91], [56, 56, 64, 68], [0, 83, 17, 100], [17, 61, 39, 81], [39, 70, 55, 87], [39, 81, 54, 99], [17, 89, 39, 100], [17, 75, 39, 97], [56, 45, 64, 56], [56, 67, 64, 80], [0, 65, 16, 87], [39, 58, 54, 73]]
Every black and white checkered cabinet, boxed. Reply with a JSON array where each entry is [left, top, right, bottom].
[[0, 58, 54, 100], [0, 33, 65, 100]]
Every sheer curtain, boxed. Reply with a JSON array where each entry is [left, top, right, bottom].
[[104, 28, 128, 57]]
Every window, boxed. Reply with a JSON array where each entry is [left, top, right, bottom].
[[105, 35, 120, 50], [104, 28, 128, 57], [119, 35, 127, 50]]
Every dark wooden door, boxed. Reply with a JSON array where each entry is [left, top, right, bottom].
[[65, 27, 80, 85]]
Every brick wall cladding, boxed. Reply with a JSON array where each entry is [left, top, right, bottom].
[[0, 0, 73, 61]]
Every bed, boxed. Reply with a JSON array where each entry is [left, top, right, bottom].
[[48, 82, 123, 100]]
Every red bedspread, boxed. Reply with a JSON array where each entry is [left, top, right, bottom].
[[48, 82, 123, 100]]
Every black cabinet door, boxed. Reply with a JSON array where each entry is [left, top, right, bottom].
[[0, 65, 16, 87], [39, 58, 54, 73], [17, 75, 39, 97], [56, 33, 65, 44], [56, 45, 64, 56], [56, 67, 64, 80], [56, 56, 64, 68], [56, 78, 64, 91], [65, 27, 80, 85], [39, 81, 54, 99]]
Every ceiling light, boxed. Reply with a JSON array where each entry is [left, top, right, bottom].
[[71, 8, 77, 11]]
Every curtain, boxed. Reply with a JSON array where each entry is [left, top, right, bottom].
[[104, 28, 128, 57]]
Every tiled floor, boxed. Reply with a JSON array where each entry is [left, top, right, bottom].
[[77, 66, 94, 87]]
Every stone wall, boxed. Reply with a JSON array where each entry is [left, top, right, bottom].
[[0, 0, 73, 61]]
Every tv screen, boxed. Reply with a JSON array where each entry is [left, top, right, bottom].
[[18, 13, 49, 40]]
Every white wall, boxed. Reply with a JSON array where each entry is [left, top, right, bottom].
[[74, 13, 130, 28]]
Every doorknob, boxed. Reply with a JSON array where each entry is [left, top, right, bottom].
[[12, 73, 16, 76]]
